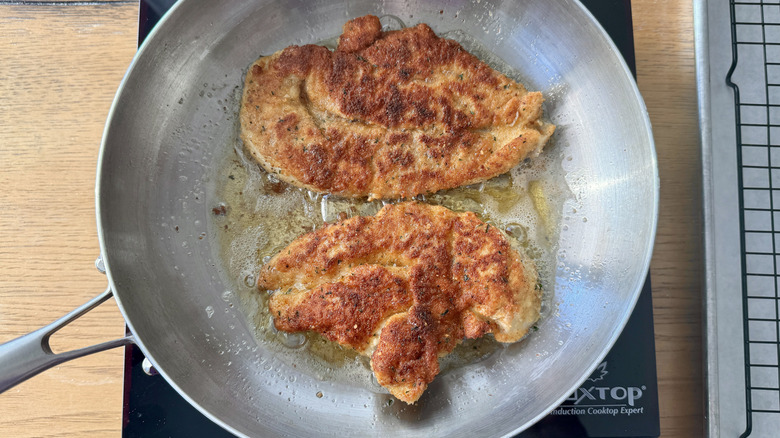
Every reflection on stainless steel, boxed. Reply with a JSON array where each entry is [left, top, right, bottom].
[[96, 1, 657, 436]]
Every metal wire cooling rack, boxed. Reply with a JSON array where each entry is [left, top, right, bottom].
[[728, 1, 780, 436]]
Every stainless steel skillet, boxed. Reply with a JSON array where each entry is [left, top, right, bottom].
[[0, 1, 657, 436]]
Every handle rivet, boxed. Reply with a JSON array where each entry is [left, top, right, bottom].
[[95, 256, 106, 274], [142, 358, 158, 376]]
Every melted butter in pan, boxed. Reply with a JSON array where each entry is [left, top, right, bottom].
[[211, 32, 570, 392]]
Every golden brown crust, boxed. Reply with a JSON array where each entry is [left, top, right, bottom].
[[259, 202, 541, 403], [240, 15, 555, 200], [270, 265, 411, 351]]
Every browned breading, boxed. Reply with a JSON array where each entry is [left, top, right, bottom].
[[240, 15, 555, 200], [258, 202, 541, 403]]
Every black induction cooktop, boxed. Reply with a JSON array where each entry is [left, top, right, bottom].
[[124, 2, 659, 437]]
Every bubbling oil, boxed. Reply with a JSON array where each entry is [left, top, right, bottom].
[[211, 31, 570, 393]]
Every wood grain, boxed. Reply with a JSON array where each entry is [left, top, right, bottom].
[[633, 0, 704, 437], [0, 3, 137, 437], [0, 1, 130, 3], [0, 1, 702, 437]]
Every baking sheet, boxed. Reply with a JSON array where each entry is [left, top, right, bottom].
[[698, 1, 780, 436]]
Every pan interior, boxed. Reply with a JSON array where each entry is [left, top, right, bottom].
[[97, 1, 657, 437]]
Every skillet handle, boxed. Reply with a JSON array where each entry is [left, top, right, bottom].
[[0, 287, 135, 393]]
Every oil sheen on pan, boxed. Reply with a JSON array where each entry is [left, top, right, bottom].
[[258, 202, 541, 403]]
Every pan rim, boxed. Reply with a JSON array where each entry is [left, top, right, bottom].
[[506, 1, 660, 434], [95, 0, 660, 436], [94, 0, 249, 437]]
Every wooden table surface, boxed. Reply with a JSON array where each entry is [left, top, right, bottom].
[[0, 1, 701, 436]]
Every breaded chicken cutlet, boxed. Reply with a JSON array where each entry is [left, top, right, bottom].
[[258, 202, 541, 403], [240, 15, 555, 200]]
